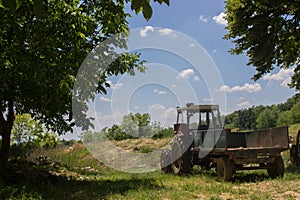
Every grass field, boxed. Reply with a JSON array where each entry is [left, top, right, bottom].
[[289, 123, 300, 137], [1, 125, 300, 200]]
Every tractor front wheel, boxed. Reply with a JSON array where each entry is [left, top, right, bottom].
[[160, 149, 172, 173], [171, 136, 193, 174]]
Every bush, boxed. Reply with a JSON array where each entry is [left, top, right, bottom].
[[139, 145, 154, 153], [152, 127, 174, 139]]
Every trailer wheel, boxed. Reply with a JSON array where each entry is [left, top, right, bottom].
[[160, 149, 172, 173], [171, 136, 193, 174], [217, 157, 233, 181], [267, 156, 284, 179]]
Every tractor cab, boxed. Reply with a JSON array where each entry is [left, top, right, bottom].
[[174, 103, 222, 134]]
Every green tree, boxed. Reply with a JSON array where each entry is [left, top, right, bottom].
[[291, 101, 300, 124], [225, 0, 300, 90], [224, 112, 239, 129], [0, 0, 168, 173], [277, 110, 293, 126], [105, 124, 133, 141], [11, 114, 44, 145], [10, 114, 59, 159], [256, 107, 279, 129], [236, 108, 257, 130], [121, 113, 151, 137], [278, 94, 300, 111]]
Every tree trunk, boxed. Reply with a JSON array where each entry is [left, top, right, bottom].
[[0, 99, 14, 175], [0, 127, 11, 172]]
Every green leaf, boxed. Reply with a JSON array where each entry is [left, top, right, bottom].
[[2, 0, 16, 11], [154, 0, 170, 6], [142, 2, 152, 21], [15, 0, 21, 10], [77, 32, 86, 40], [33, 0, 43, 18], [130, 0, 141, 14]]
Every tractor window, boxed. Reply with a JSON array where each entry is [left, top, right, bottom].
[[212, 109, 221, 128], [188, 111, 199, 129], [177, 110, 187, 124], [200, 112, 208, 125], [198, 111, 212, 129]]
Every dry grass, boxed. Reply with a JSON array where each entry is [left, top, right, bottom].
[[111, 137, 172, 152]]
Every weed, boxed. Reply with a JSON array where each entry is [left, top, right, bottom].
[[139, 145, 154, 153]]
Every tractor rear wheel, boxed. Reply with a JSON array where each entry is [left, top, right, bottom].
[[171, 136, 193, 174], [216, 157, 233, 181], [267, 156, 284, 178]]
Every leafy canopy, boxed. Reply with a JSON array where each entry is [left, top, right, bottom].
[[225, 0, 300, 90], [0, 0, 170, 21], [0, 0, 166, 134], [0, 0, 170, 171]]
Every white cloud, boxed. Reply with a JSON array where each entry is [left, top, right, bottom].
[[193, 76, 200, 81], [213, 12, 227, 26], [189, 43, 196, 48], [93, 111, 125, 128], [106, 80, 123, 90], [238, 97, 245, 101], [153, 89, 167, 95], [212, 49, 218, 53], [177, 69, 195, 79], [165, 107, 177, 115], [158, 28, 173, 36], [171, 84, 177, 88], [149, 104, 167, 126], [100, 96, 112, 102], [164, 107, 177, 127], [263, 68, 294, 87], [147, 105, 177, 127], [140, 26, 154, 37], [237, 101, 252, 108], [203, 98, 214, 102], [217, 83, 262, 93], [111, 83, 123, 90], [199, 15, 208, 23]]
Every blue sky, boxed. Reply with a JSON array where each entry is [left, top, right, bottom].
[[124, 1, 296, 106], [66, 0, 296, 139]]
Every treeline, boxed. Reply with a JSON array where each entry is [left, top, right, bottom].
[[225, 94, 300, 130], [81, 113, 174, 142]]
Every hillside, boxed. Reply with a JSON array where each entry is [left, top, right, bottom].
[[225, 94, 300, 131]]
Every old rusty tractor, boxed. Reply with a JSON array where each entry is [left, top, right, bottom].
[[161, 103, 289, 181]]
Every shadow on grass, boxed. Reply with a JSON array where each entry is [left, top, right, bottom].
[[0, 159, 163, 200], [231, 171, 269, 183], [192, 167, 271, 183], [286, 164, 300, 174]]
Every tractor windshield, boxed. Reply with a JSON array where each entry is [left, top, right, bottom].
[[187, 109, 221, 130]]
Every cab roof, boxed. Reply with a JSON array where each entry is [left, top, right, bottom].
[[177, 104, 219, 112]]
